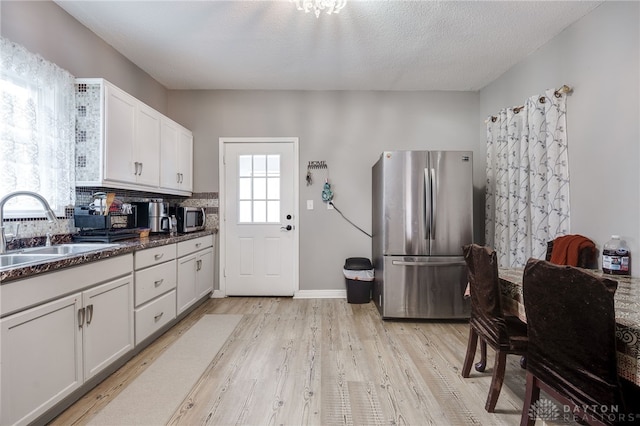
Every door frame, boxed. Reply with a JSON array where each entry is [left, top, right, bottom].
[[218, 137, 300, 297]]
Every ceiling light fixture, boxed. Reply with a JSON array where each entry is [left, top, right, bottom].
[[293, 0, 346, 18]]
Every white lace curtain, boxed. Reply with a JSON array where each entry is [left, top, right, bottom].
[[0, 37, 75, 216], [485, 88, 571, 268]]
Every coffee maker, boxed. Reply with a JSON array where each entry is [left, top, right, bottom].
[[133, 200, 170, 233]]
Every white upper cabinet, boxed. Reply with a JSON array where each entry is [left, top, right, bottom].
[[134, 102, 161, 187], [103, 83, 136, 184], [75, 78, 190, 195], [160, 117, 193, 195]]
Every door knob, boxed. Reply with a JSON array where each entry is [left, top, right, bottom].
[[280, 225, 293, 231]]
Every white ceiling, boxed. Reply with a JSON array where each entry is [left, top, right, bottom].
[[54, 0, 602, 91]]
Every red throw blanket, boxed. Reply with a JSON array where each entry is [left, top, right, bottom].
[[549, 234, 595, 266]]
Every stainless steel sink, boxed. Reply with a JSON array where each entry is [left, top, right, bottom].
[[1, 243, 119, 271], [23, 243, 119, 255], [0, 253, 61, 269]]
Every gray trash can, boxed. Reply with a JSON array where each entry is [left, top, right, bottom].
[[343, 257, 374, 304]]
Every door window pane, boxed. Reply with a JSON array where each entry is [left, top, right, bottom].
[[267, 177, 280, 200], [239, 178, 252, 199], [253, 178, 266, 199], [253, 155, 266, 177], [239, 155, 252, 177], [267, 155, 280, 177], [238, 154, 281, 223], [253, 201, 266, 222]]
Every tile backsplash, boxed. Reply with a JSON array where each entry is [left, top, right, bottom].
[[3, 188, 219, 240]]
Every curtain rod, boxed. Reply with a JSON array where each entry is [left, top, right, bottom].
[[485, 85, 573, 123]]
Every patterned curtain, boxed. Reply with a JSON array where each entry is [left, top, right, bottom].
[[485, 89, 570, 268], [0, 37, 75, 215]]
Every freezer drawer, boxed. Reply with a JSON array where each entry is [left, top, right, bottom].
[[375, 256, 470, 319]]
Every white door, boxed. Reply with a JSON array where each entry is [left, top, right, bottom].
[[221, 138, 298, 296]]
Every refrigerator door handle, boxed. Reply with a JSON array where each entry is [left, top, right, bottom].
[[424, 168, 431, 240], [392, 260, 467, 267], [430, 167, 436, 240]]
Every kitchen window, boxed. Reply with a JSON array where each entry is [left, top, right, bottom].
[[0, 37, 75, 218]]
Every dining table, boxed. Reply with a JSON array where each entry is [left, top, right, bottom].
[[498, 267, 640, 388]]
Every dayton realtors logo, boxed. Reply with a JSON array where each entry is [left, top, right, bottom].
[[529, 398, 639, 424], [528, 398, 560, 421]]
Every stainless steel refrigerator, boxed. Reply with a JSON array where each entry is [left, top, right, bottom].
[[372, 151, 473, 319]]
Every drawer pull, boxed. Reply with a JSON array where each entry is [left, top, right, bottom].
[[195, 243, 202, 248], [154, 312, 164, 322], [154, 253, 164, 261], [154, 278, 164, 287]]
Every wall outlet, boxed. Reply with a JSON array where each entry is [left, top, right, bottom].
[[306, 200, 314, 210], [327, 202, 334, 210]]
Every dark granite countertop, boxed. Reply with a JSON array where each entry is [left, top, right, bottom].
[[0, 230, 216, 284]]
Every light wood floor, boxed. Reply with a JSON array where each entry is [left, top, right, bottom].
[[50, 297, 532, 425]]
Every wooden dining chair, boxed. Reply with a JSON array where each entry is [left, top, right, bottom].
[[461, 244, 528, 412], [520, 259, 626, 426]]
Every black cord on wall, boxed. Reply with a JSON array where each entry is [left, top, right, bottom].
[[328, 201, 372, 238]]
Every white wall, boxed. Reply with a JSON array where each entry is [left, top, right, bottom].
[[168, 90, 480, 290], [0, 0, 168, 114], [479, 1, 640, 274]]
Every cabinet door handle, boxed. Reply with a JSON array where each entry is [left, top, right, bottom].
[[154, 312, 164, 322], [86, 304, 94, 325], [180, 173, 184, 183], [134, 162, 140, 175], [78, 307, 85, 328], [176, 172, 180, 183], [139, 162, 143, 176], [196, 259, 202, 271], [154, 253, 164, 261], [154, 278, 164, 287]]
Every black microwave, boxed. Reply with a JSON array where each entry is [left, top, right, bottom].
[[176, 207, 206, 233]]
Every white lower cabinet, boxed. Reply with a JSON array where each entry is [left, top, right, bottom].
[[177, 235, 214, 315], [82, 276, 135, 380], [0, 272, 134, 426], [1, 294, 82, 426]]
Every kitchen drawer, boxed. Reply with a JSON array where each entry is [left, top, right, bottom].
[[135, 244, 176, 270], [135, 290, 176, 345], [177, 235, 213, 258], [134, 260, 177, 307]]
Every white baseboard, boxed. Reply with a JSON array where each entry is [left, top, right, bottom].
[[210, 289, 346, 299], [211, 289, 226, 298], [294, 289, 346, 299]]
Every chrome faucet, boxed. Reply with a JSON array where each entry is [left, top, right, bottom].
[[0, 191, 58, 254]]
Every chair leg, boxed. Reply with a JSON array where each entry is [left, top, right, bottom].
[[462, 328, 478, 378], [475, 339, 487, 372], [485, 350, 507, 412], [520, 371, 540, 426]]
